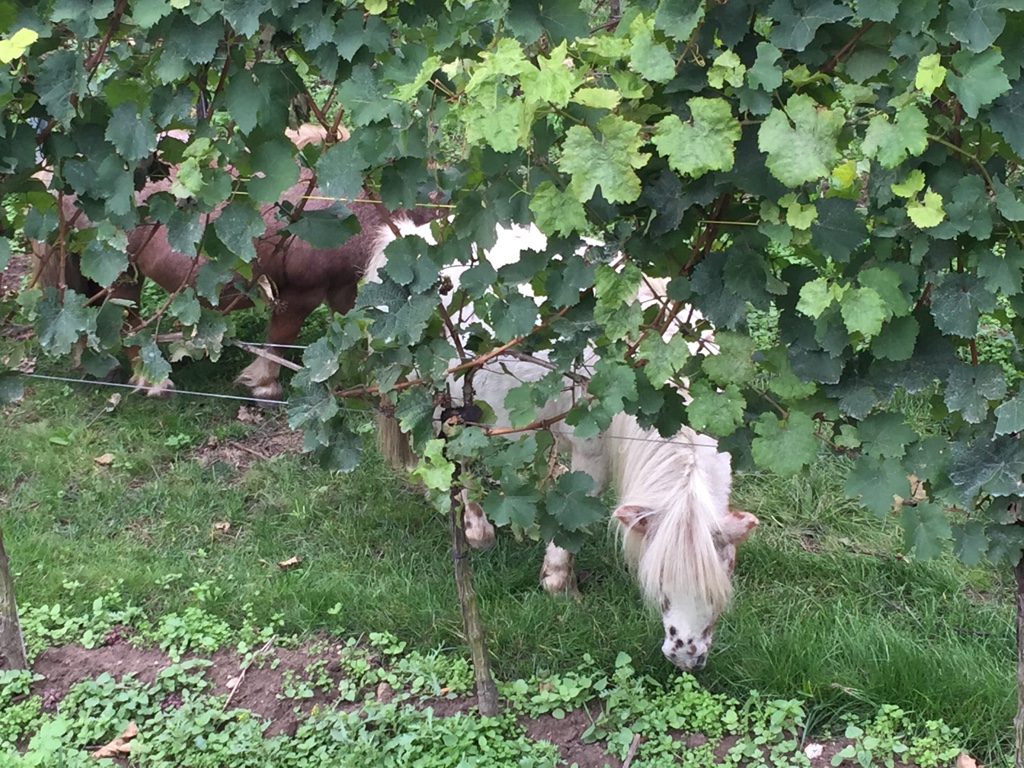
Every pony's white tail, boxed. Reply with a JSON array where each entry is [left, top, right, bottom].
[[609, 413, 733, 613]]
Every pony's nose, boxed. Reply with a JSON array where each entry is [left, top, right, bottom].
[[692, 652, 708, 670]]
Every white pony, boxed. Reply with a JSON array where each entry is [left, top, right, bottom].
[[366, 219, 757, 671]]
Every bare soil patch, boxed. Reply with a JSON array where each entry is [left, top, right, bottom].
[[25, 641, 953, 768], [192, 406, 304, 472]]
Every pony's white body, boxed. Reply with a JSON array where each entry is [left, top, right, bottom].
[[368, 219, 757, 670]]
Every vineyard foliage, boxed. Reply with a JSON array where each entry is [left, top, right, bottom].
[[2, 0, 1024, 560]]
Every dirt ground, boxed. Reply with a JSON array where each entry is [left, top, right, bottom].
[[27, 639, 958, 768]]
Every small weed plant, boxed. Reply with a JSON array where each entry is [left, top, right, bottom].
[[0, 583, 973, 767]]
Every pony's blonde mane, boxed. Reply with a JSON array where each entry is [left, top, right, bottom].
[[607, 413, 734, 615]]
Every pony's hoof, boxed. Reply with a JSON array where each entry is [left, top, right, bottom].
[[235, 375, 283, 407], [130, 375, 176, 399], [540, 569, 581, 599], [540, 543, 580, 598]]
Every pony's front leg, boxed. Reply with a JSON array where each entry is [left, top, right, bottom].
[[538, 434, 607, 598], [234, 293, 317, 405], [114, 274, 176, 398], [540, 542, 580, 598]]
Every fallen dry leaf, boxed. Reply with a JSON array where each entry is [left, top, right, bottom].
[[105, 393, 122, 412], [237, 405, 264, 424], [803, 743, 824, 760], [956, 753, 979, 768], [92, 721, 138, 758], [226, 675, 241, 691], [213, 521, 231, 534], [278, 556, 302, 569], [94, 453, 115, 466]]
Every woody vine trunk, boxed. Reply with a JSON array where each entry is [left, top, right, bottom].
[[1015, 554, 1024, 768], [448, 483, 500, 716], [0, 524, 27, 671]]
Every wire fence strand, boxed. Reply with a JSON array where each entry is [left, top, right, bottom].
[[17, 372, 722, 450]]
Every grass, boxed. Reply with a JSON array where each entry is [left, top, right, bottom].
[[0, 345, 1016, 764]]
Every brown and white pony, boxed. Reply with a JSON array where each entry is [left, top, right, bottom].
[[31, 126, 441, 401]]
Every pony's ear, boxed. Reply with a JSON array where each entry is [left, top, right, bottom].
[[613, 505, 652, 535], [721, 509, 758, 544]]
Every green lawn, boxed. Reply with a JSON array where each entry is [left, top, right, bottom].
[[0, 350, 1015, 762]]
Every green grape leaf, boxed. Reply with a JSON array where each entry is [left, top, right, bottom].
[[994, 392, 1024, 435], [302, 338, 340, 384], [411, 439, 456, 492], [686, 381, 745, 437], [769, 0, 852, 51], [590, 358, 638, 412], [986, 524, 1024, 565], [872, 315, 919, 361], [748, 41, 784, 91], [651, 98, 741, 178], [989, 80, 1024, 156], [900, 502, 951, 560], [637, 331, 691, 386], [930, 272, 997, 337], [491, 293, 539, 342], [948, 0, 1024, 52], [796, 277, 837, 318], [810, 198, 868, 261], [247, 140, 300, 204], [907, 190, 946, 228], [316, 427, 362, 473], [654, 0, 703, 39], [482, 486, 541, 528], [319, 143, 372, 204], [949, 433, 1024, 503], [992, 178, 1024, 221], [80, 230, 129, 287], [130, 0, 171, 28], [546, 471, 605, 531], [572, 87, 622, 109], [286, 206, 360, 249], [952, 520, 989, 566], [106, 102, 156, 163], [520, 41, 583, 106], [135, 334, 172, 384], [750, 411, 820, 476], [702, 331, 757, 387], [915, 52, 947, 95], [758, 94, 844, 186], [857, 0, 899, 20], [559, 115, 649, 203], [37, 288, 95, 355], [844, 455, 911, 516], [462, 97, 533, 153], [944, 362, 1006, 423], [947, 48, 1011, 118], [859, 267, 912, 317], [861, 105, 928, 168], [337, 63, 398, 126], [628, 13, 676, 83], [856, 412, 917, 458], [839, 287, 887, 339], [212, 202, 265, 263], [708, 50, 747, 89], [36, 49, 82, 127]]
